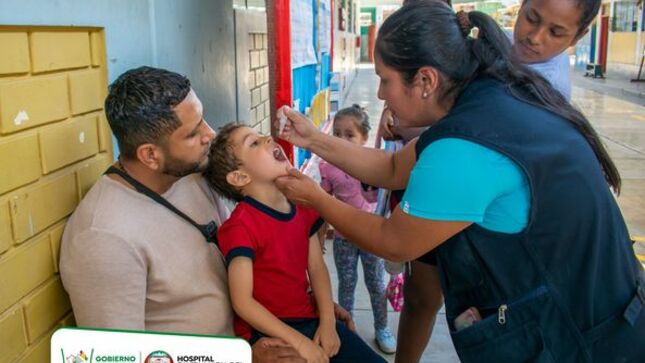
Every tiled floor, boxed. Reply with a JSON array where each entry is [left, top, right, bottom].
[[327, 64, 645, 362]]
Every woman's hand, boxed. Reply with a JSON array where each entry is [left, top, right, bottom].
[[377, 107, 399, 142], [275, 106, 321, 149], [275, 168, 328, 208], [313, 321, 341, 358], [333, 303, 356, 332]]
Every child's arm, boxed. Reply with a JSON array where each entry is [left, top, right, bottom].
[[228, 257, 328, 363], [307, 234, 340, 357]]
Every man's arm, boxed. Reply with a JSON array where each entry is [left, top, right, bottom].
[[59, 229, 146, 329]]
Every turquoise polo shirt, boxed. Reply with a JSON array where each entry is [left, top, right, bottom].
[[401, 138, 530, 233]]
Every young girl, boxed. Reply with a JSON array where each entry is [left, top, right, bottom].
[[319, 105, 397, 354]]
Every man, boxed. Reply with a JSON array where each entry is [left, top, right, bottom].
[[60, 67, 352, 362]]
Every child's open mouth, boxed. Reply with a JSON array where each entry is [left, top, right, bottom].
[[272, 145, 288, 162]]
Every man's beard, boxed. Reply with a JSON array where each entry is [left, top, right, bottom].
[[161, 152, 209, 178]]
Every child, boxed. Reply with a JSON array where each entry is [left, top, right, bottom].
[[204, 123, 386, 363], [319, 105, 396, 355]]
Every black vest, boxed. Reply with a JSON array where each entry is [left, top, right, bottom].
[[417, 79, 645, 362]]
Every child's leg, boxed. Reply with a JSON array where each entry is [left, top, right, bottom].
[[358, 250, 388, 330], [333, 237, 360, 314], [332, 321, 387, 363]]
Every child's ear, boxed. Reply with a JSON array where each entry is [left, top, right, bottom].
[[226, 170, 251, 188]]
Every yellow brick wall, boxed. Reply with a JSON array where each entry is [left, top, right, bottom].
[[0, 26, 112, 363]]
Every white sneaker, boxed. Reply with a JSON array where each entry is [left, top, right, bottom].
[[375, 328, 397, 354]]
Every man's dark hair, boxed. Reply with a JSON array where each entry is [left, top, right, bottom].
[[203, 122, 247, 202], [105, 66, 191, 159]]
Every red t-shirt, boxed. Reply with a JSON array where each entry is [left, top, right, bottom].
[[217, 196, 324, 340]]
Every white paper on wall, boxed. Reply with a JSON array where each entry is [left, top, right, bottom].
[[291, 0, 318, 68]]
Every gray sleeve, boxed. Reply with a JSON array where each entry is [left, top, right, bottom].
[[60, 229, 147, 330]]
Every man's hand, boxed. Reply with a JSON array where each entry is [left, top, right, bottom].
[[252, 337, 305, 363], [333, 303, 356, 332]]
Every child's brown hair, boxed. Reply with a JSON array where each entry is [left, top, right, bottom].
[[204, 122, 246, 202]]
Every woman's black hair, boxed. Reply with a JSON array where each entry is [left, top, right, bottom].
[[521, 0, 601, 36], [334, 104, 371, 137], [375, 1, 620, 193]]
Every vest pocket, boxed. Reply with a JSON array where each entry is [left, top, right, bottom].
[[450, 286, 555, 362], [455, 322, 554, 363]]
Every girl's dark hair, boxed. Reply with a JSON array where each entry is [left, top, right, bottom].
[[334, 104, 371, 137], [375, 1, 620, 193], [522, 0, 601, 36]]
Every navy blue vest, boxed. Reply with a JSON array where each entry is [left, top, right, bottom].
[[416, 78, 645, 362]]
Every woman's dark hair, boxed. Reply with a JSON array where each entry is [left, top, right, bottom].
[[375, 1, 620, 193], [105, 66, 191, 159], [334, 104, 371, 137], [522, 0, 601, 36]]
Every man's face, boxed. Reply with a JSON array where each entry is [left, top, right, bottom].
[[161, 89, 216, 177], [513, 0, 582, 64], [229, 126, 291, 184]]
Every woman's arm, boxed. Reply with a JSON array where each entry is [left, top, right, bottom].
[[279, 106, 417, 190], [276, 171, 471, 262]]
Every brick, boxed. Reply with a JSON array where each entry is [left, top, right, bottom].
[[248, 70, 256, 88], [30, 31, 91, 73], [0, 132, 41, 195], [251, 88, 261, 107], [0, 75, 70, 135], [77, 154, 111, 199], [260, 84, 269, 103], [9, 173, 78, 243], [39, 115, 99, 174], [264, 101, 270, 120], [20, 331, 52, 363], [255, 69, 264, 87], [49, 223, 65, 272], [250, 51, 260, 69], [0, 234, 55, 313], [261, 118, 271, 135], [248, 34, 255, 49], [90, 31, 105, 67], [0, 201, 11, 254], [23, 277, 71, 343], [254, 34, 263, 50], [97, 114, 112, 152], [0, 307, 27, 363], [257, 102, 265, 120], [262, 34, 268, 49], [69, 70, 104, 115], [0, 32, 30, 75], [259, 50, 267, 67], [263, 67, 269, 84]]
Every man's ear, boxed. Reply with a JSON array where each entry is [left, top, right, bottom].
[[226, 170, 251, 188], [135, 143, 163, 171]]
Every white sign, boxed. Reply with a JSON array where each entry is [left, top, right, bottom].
[[52, 328, 251, 363]]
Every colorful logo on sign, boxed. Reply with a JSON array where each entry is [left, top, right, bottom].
[[145, 350, 174, 363]]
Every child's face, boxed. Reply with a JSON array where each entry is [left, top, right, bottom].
[[333, 117, 368, 146], [229, 126, 291, 183], [513, 0, 583, 64]]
